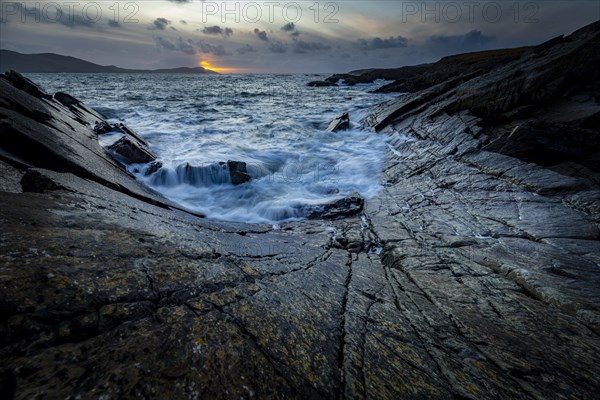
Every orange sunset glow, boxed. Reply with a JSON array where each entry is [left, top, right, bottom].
[[200, 60, 241, 74]]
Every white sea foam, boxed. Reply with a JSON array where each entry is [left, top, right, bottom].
[[31, 73, 399, 223]]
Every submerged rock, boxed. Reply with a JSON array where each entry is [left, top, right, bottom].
[[146, 160, 251, 186], [144, 160, 163, 176], [326, 111, 350, 132], [226, 160, 251, 184]]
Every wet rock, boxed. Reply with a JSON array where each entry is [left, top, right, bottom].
[[93, 121, 113, 135], [304, 192, 364, 219], [0, 71, 176, 209], [307, 80, 337, 87], [144, 160, 163, 176], [1, 70, 50, 99], [226, 160, 251, 185], [113, 122, 146, 143], [108, 136, 156, 164], [326, 111, 350, 132]]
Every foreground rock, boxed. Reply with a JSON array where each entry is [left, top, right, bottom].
[[1, 21, 600, 400]]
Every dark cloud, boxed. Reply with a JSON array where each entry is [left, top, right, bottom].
[[281, 22, 296, 32], [176, 37, 196, 55], [358, 36, 409, 50], [237, 44, 256, 54], [154, 36, 196, 55], [293, 40, 331, 54], [268, 40, 287, 53], [202, 25, 233, 37], [253, 29, 268, 42], [166, 0, 191, 3], [107, 20, 121, 28], [197, 40, 230, 56], [252, 28, 285, 52], [290, 31, 300, 38], [154, 36, 176, 51], [429, 30, 495, 49], [149, 18, 170, 30], [202, 25, 223, 35], [180, 20, 187, 24]]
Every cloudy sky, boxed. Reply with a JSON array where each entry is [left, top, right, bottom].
[[1, 1, 598, 73]]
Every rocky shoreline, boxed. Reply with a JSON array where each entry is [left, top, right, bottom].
[[1, 21, 600, 399]]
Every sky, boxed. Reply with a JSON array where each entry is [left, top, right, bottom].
[[0, 0, 599, 73]]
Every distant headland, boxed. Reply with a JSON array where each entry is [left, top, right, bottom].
[[0, 50, 219, 74]]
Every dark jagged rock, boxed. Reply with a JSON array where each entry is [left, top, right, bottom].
[[375, 47, 530, 93], [0, 70, 51, 99], [108, 136, 156, 164], [325, 111, 350, 132], [93, 121, 112, 135], [313, 47, 530, 93], [144, 160, 163, 176], [0, 71, 187, 210], [307, 80, 337, 87], [226, 160, 251, 184], [304, 192, 364, 219], [1, 21, 600, 400], [53, 91, 81, 108]]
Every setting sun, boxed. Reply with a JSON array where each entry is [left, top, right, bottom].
[[200, 60, 239, 74]]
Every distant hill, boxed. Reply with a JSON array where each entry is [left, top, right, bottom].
[[0, 50, 219, 74]]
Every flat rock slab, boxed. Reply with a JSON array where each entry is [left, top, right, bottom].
[[2, 21, 600, 400]]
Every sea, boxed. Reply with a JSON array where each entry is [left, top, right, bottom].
[[29, 74, 397, 223]]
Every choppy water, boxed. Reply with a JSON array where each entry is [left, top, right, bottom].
[[29, 73, 396, 223]]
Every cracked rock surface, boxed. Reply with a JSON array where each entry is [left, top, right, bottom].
[[2, 21, 600, 400]]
